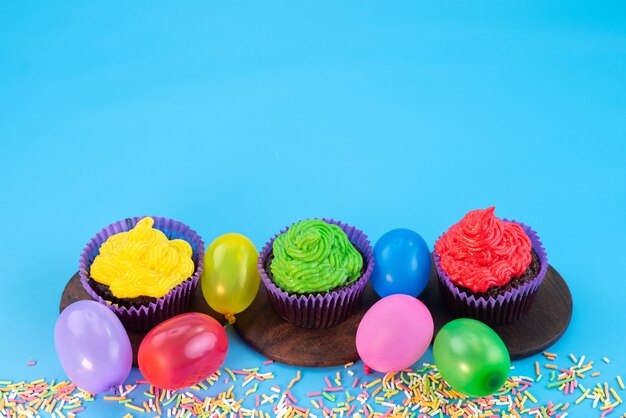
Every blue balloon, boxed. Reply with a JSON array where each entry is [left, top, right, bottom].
[[371, 229, 431, 298]]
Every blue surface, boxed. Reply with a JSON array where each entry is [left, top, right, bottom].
[[1, 1, 625, 416]]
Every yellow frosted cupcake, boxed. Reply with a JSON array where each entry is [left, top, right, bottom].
[[80, 216, 204, 330]]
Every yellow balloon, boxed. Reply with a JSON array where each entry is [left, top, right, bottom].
[[201, 233, 260, 321]]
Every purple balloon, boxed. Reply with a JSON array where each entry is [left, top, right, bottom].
[[54, 301, 132, 393]]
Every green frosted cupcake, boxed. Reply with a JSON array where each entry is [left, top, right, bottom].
[[270, 219, 364, 294], [258, 218, 374, 328]]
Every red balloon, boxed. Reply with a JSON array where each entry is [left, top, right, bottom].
[[138, 313, 228, 390]]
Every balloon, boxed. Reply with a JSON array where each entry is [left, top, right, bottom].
[[54, 301, 132, 394], [370, 229, 431, 298], [138, 313, 228, 390], [356, 294, 433, 373], [433, 318, 510, 397], [201, 233, 260, 320]]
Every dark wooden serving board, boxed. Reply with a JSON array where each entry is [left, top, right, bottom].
[[234, 283, 380, 367], [233, 262, 572, 365], [421, 264, 573, 360], [60, 262, 572, 367]]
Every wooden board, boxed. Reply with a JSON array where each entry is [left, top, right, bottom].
[[420, 263, 573, 360], [61, 263, 572, 367], [234, 282, 380, 367], [234, 262, 572, 366]]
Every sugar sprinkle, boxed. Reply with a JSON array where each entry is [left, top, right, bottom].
[[1, 352, 623, 417]]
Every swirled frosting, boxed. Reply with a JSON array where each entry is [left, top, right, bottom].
[[434, 207, 532, 293], [90, 217, 195, 299], [270, 220, 363, 294]]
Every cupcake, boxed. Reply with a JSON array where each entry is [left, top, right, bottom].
[[433, 207, 548, 325], [79, 216, 204, 331], [258, 219, 374, 328]]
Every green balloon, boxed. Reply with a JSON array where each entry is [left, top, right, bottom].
[[433, 318, 510, 397]]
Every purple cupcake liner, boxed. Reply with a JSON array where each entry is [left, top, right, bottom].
[[434, 220, 548, 326], [258, 218, 374, 329], [79, 216, 205, 332]]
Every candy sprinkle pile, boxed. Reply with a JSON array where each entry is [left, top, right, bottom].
[[1, 352, 624, 417], [0, 380, 93, 417]]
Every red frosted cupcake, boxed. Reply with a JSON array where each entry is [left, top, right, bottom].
[[433, 207, 548, 325]]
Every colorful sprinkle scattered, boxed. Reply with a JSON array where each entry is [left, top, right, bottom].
[[1, 352, 623, 417], [287, 370, 301, 390]]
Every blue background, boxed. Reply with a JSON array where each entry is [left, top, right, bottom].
[[1, 1, 625, 416]]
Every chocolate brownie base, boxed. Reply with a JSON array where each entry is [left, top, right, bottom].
[[87, 278, 158, 308], [456, 249, 541, 299]]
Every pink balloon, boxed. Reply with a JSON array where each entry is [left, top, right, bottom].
[[356, 294, 433, 373]]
